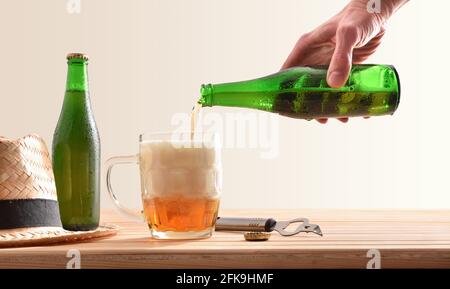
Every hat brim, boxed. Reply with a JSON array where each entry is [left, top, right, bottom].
[[0, 224, 119, 248]]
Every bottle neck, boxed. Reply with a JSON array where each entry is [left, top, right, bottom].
[[66, 60, 89, 92], [198, 82, 275, 111]]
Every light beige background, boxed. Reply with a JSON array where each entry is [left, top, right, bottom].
[[0, 0, 446, 209]]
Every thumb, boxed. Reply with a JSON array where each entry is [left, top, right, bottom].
[[327, 26, 358, 88]]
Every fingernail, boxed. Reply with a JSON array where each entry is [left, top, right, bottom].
[[328, 71, 345, 87]]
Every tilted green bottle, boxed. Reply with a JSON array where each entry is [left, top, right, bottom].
[[198, 64, 400, 119], [52, 53, 100, 231]]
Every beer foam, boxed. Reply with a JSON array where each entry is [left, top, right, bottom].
[[139, 141, 221, 198]]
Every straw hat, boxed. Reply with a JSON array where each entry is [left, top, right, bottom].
[[0, 134, 117, 248]]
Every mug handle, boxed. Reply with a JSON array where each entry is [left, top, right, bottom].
[[105, 155, 144, 222]]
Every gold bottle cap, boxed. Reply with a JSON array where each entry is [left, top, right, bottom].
[[244, 232, 271, 241], [66, 53, 89, 61]]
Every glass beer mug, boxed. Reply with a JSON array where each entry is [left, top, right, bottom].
[[106, 132, 222, 239]]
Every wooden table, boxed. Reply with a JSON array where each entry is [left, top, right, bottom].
[[1, 209, 450, 268]]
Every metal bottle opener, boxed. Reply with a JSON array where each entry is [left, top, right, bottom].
[[215, 217, 323, 236]]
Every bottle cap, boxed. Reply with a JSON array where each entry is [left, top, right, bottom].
[[66, 53, 89, 61], [244, 232, 271, 241]]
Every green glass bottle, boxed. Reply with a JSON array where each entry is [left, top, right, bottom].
[[198, 64, 400, 119], [52, 53, 100, 231]]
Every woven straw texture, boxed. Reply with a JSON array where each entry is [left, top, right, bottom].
[[0, 224, 119, 248], [0, 134, 120, 248], [0, 134, 56, 200]]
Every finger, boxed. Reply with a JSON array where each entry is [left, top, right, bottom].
[[327, 25, 359, 88], [316, 118, 328, 124], [367, 28, 385, 44], [349, 32, 385, 64], [338, 117, 349, 123], [352, 54, 372, 63], [353, 39, 383, 60], [281, 33, 314, 70], [282, 24, 335, 70], [354, 43, 381, 57]]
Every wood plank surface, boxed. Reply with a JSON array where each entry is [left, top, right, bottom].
[[1, 209, 450, 268]]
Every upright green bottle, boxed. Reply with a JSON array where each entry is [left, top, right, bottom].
[[198, 64, 400, 119], [52, 53, 100, 231]]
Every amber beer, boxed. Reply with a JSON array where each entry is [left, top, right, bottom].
[[143, 197, 220, 232]]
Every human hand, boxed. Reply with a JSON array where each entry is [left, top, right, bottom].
[[282, 0, 407, 123]]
